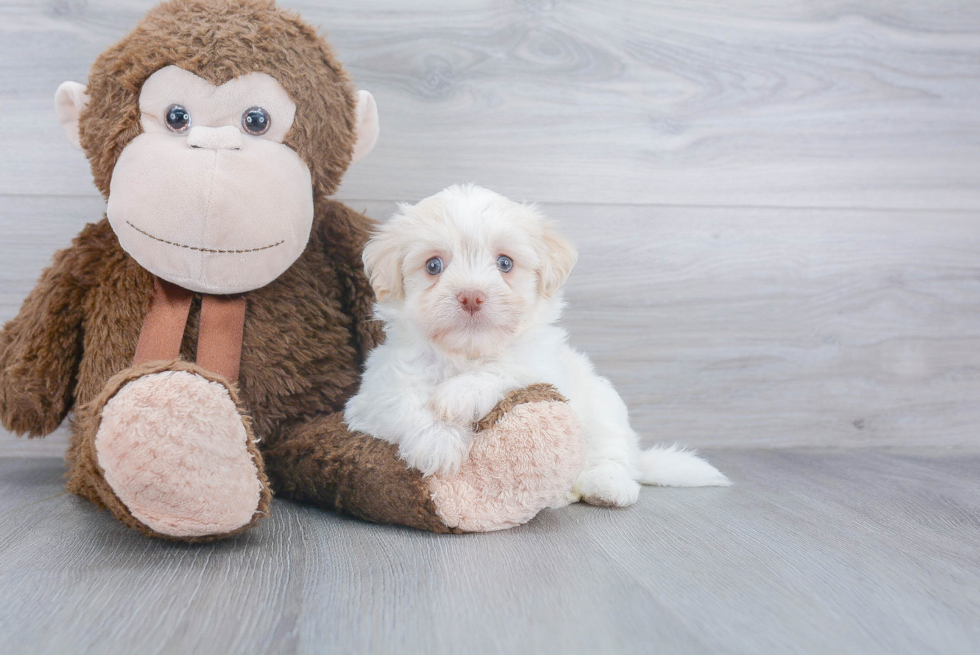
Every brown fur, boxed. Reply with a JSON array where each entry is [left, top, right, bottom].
[[0, 226, 102, 436], [263, 413, 459, 534]]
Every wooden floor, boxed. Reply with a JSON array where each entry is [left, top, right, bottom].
[[0, 450, 977, 655], [2, 1, 980, 653]]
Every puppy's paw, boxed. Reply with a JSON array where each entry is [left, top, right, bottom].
[[399, 421, 473, 477], [429, 377, 507, 426], [429, 384, 480, 426], [574, 460, 641, 507]]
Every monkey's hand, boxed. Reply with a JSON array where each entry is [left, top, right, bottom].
[[0, 224, 102, 436]]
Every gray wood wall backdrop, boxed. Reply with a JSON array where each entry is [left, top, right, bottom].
[[2, 0, 979, 451]]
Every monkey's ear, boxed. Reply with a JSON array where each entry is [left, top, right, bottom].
[[55, 82, 90, 150], [350, 90, 379, 163]]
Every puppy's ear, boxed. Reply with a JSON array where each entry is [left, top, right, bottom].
[[362, 226, 404, 301], [536, 220, 578, 298]]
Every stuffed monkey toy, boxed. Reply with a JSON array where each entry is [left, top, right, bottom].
[[0, 0, 585, 541]]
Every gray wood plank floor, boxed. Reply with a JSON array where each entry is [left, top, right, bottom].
[[0, 450, 977, 655]]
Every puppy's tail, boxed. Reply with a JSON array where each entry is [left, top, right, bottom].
[[638, 444, 731, 487]]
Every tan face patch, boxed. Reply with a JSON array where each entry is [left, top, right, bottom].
[[106, 66, 314, 294]]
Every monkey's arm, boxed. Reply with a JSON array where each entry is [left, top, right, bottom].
[[0, 225, 103, 436], [317, 200, 384, 362]]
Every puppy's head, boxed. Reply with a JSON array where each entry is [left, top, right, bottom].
[[364, 184, 577, 358]]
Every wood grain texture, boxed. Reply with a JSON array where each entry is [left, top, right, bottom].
[[0, 0, 978, 207], [4, 196, 978, 450], [0, 450, 977, 654]]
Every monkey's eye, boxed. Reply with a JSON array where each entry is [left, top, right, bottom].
[[426, 257, 444, 275], [164, 104, 191, 133], [496, 255, 514, 273], [242, 107, 271, 136]]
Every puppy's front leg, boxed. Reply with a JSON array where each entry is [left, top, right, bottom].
[[407, 371, 520, 476], [345, 374, 475, 477], [429, 371, 521, 427]]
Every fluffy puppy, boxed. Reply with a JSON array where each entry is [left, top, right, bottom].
[[345, 185, 729, 506]]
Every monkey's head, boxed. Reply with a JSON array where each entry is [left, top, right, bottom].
[[55, 0, 379, 294]]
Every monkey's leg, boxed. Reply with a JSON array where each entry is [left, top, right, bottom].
[[263, 384, 585, 533], [68, 360, 271, 542]]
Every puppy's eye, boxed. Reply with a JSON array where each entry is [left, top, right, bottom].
[[496, 255, 514, 273], [426, 257, 444, 275], [165, 104, 191, 133], [242, 107, 271, 136]]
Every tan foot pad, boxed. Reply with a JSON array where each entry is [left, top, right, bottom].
[[95, 370, 264, 538], [428, 399, 585, 532]]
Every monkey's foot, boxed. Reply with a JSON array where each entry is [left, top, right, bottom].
[[73, 361, 270, 541], [427, 384, 586, 532]]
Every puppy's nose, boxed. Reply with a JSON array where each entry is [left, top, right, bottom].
[[457, 290, 485, 314]]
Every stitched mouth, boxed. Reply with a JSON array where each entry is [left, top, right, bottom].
[[126, 221, 284, 254]]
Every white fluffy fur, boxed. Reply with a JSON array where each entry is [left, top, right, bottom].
[[345, 184, 730, 506]]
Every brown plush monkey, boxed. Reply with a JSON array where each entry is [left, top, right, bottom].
[[0, 0, 584, 541]]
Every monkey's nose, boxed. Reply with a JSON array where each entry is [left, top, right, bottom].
[[187, 125, 243, 150], [457, 290, 485, 314]]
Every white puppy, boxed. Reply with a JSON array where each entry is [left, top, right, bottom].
[[345, 185, 729, 506]]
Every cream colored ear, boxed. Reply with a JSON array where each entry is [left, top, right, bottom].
[[55, 81, 89, 150], [362, 227, 404, 301], [351, 90, 379, 163], [537, 222, 579, 298]]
